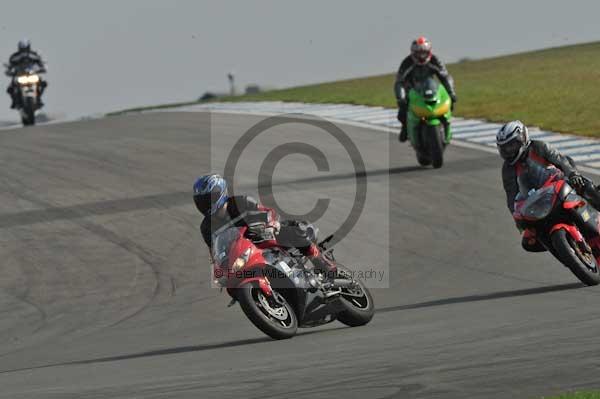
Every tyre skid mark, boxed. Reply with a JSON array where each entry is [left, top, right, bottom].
[[0, 158, 174, 333]]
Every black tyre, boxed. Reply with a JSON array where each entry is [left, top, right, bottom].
[[427, 124, 444, 169], [414, 125, 431, 166], [416, 152, 431, 166], [551, 229, 600, 286], [237, 283, 298, 339], [22, 97, 35, 126], [335, 266, 375, 327]]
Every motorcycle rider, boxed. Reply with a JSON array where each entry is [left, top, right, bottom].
[[497, 120, 600, 252], [193, 174, 337, 282], [5, 39, 47, 109], [394, 36, 457, 142]]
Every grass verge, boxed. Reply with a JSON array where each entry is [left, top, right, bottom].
[[110, 41, 600, 137], [541, 392, 600, 399]]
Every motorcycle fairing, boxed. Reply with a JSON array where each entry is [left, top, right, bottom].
[[407, 77, 452, 144]]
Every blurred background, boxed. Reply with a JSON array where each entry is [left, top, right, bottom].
[[0, 0, 598, 122]]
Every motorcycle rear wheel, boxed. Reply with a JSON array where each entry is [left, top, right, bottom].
[[551, 229, 600, 286], [237, 283, 297, 339], [335, 266, 375, 327]]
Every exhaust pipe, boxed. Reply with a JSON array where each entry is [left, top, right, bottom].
[[332, 279, 354, 288]]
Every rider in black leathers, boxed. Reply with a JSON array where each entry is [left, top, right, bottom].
[[394, 36, 457, 142], [194, 175, 336, 279], [5, 39, 47, 108]]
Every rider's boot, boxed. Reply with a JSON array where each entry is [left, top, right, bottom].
[[521, 230, 546, 252], [397, 103, 408, 142], [39, 82, 47, 108], [399, 124, 408, 142], [305, 243, 337, 284], [7, 86, 16, 109], [311, 255, 337, 280]]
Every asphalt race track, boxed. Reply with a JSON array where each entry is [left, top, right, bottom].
[[1, 112, 600, 399]]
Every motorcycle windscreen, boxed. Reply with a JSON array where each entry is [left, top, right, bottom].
[[520, 186, 556, 220], [417, 78, 439, 101], [212, 226, 241, 267]]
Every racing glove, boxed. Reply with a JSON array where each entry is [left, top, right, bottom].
[[450, 94, 457, 111], [568, 172, 585, 191]]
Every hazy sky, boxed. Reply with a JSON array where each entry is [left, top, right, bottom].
[[0, 0, 599, 121]]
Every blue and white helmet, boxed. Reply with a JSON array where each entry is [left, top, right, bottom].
[[496, 120, 530, 165], [193, 174, 229, 216]]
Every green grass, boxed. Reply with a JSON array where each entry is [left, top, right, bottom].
[[111, 41, 600, 137], [541, 392, 600, 399]]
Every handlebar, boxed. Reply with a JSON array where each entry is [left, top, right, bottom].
[[318, 234, 334, 250], [5, 64, 46, 77]]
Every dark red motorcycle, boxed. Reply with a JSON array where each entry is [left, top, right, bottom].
[[513, 175, 600, 286], [211, 224, 375, 339]]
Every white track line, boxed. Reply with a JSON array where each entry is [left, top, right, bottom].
[[135, 101, 600, 176]]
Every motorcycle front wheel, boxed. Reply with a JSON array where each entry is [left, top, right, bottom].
[[551, 229, 600, 286], [237, 283, 298, 339], [21, 97, 35, 126], [416, 152, 432, 166], [426, 124, 444, 169]]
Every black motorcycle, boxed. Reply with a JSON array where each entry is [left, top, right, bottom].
[[5, 63, 46, 126]]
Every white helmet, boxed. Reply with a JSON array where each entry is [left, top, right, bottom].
[[496, 120, 530, 165]]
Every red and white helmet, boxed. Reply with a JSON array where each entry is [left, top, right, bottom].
[[411, 36, 432, 65]]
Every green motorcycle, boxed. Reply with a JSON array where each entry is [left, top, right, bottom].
[[407, 77, 452, 169]]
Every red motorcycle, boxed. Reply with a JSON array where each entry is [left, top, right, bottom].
[[513, 175, 600, 286], [211, 222, 375, 339]]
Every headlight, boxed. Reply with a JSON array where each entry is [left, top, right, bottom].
[[411, 105, 434, 118], [232, 257, 246, 271], [17, 75, 39, 84], [434, 100, 450, 116], [232, 248, 251, 271]]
